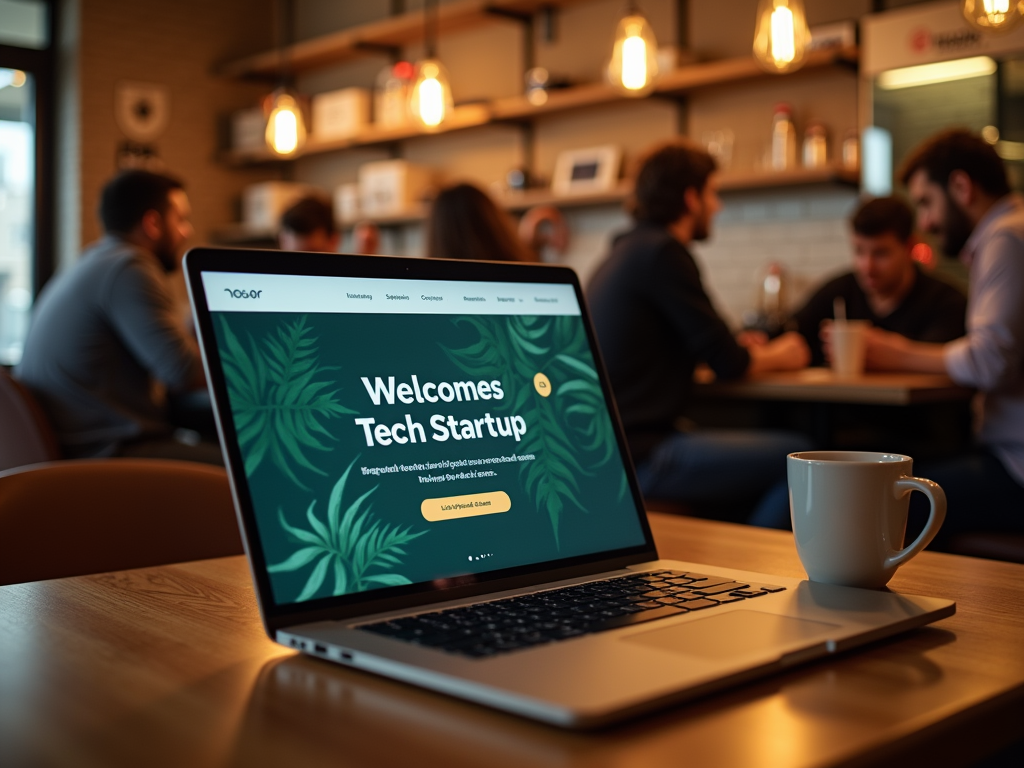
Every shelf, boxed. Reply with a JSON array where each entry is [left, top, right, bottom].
[[491, 46, 858, 122], [219, 0, 589, 79], [222, 47, 859, 166], [209, 168, 857, 241], [223, 104, 491, 165], [717, 165, 859, 191]]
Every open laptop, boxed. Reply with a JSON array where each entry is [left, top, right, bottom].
[[184, 248, 954, 728]]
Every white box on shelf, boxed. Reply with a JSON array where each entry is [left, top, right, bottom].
[[312, 88, 371, 141], [231, 108, 267, 153], [242, 181, 316, 231], [334, 183, 360, 223], [358, 160, 434, 218], [551, 145, 621, 196]]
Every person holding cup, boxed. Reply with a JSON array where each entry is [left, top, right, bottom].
[[857, 130, 1024, 544], [789, 196, 967, 374]]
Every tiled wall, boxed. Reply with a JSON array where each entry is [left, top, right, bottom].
[[559, 185, 859, 329]]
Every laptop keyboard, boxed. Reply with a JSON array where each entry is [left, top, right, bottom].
[[360, 569, 786, 659]]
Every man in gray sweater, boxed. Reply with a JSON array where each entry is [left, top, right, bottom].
[[17, 170, 220, 463]]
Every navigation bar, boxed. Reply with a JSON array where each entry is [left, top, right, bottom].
[[201, 272, 581, 316]]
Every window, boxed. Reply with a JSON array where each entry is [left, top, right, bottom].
[[0, 0, 54, 365]]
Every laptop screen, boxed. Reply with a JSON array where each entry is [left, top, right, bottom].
[[199, 266, 648, 610]]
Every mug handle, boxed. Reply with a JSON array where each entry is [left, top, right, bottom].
[[884, 476, 947, 571]]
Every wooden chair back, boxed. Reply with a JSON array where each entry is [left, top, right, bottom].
[[0, 458, 244, 585], [0, 368, 60, 471]]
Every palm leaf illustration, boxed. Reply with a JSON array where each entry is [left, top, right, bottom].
[[442, 314, 616, 547], [219, 315, 357, 490], [267, 457, 428, 602]]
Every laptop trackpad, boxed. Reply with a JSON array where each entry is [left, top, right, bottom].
[[624, 610, 840, 660]]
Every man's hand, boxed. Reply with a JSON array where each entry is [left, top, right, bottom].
[[736, 329, 769, 348], [747, 331, 810, 374], [821, 321, 949, 373]]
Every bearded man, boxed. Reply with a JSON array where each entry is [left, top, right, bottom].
[[587, 140, 810, 528], [854, 129, 1024, 544], [17, 170, 220, 463]]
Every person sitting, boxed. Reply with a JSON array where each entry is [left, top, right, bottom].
[[426, 183, 535, 262], [587, 140, 811, 528], [16, 170, 221, 464], [278, 195, 340, 253], [854, 129, 1024, 547], [790, 196, 967, 367]]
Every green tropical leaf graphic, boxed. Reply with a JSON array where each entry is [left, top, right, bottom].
[[267, 457, 428, 602], [442, 314, 618, 547], [218, 315, 357, 490]]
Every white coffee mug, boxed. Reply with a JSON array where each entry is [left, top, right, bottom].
[[830, 320, 869, 378], [788, 451, 946, 589]]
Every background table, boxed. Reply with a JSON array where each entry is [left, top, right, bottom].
[[691, 369, 974, 457], [1, 514, 1022, 768], [693, 368, 974, 405]]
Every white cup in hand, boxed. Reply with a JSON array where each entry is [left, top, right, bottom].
[[830, 320, 869, 377]]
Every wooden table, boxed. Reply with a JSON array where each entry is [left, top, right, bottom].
[[1, 514, 1022, 768], [694, 368, 974, 405]]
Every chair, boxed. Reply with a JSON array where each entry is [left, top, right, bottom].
[[946, 532, 1024, 565], [0, 458, 244, 586], [0, 368, 61, 471]]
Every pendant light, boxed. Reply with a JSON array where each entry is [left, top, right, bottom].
[[962, 0, 1024, 34], [753, 0, 810, 74], [409, 0, 453, 130], [606, 2, 659, 96], [264, 0, 307, 156]]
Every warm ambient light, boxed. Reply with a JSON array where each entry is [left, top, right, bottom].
[[409, 58, 453, 129], [264, 91, 306, 156], [753, 0, 810, 74], [607, 10, 659, 96], [962, 0, 1024, 34], [877, 56, 997, 89], [0, 68, 26, 89]]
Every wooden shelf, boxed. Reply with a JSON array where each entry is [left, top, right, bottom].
[[223, 104, 491, 165], [222, 47, 859, 166], [491, 46, 858, 122], [219, 0, 589, 79], [718, 165, 859, 191], [212, 166, 859, 242]]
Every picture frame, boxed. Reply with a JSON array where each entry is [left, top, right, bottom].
[[551, 145, 621, 196]]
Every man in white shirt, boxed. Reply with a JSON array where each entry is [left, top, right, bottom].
[[856, 130, 1024, 545]]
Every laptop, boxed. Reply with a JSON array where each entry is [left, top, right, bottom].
[[184, 247, 954, 728]]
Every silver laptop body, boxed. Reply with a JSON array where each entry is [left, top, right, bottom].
[[185, 248, 954, 728]]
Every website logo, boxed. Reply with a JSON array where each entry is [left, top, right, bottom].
[[223, 288, 263, 299]]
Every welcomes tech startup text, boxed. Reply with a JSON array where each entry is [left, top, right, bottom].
[[354, 376, 527, 447]]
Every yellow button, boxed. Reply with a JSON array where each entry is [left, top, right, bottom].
[[421, 491, 512, 522], [534, 372, 552, 397]]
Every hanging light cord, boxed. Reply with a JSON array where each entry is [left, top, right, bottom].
[[425, 0, 438, 59], [275, 0, 294, 90]]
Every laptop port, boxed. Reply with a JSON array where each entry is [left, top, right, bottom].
[[314, 643, 327, 654], [341, 651, 353, 662]]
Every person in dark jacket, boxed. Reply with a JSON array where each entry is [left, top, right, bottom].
[[588, 140, 810, 527], [790, 195, 966, 367]]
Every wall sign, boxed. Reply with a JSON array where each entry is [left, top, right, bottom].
[[862, 0, 1024, 76], [115, 80, 169, 143]]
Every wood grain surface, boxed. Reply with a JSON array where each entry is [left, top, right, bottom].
[[1, 514, 1021, 768], [693, 368, 974, 405]]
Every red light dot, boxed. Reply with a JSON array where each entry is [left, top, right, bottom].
[[393, 61, 415, 80], [911, 242, 935, 269]]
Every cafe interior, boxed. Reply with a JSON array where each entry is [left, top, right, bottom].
[[1, 0, 1023, 766]]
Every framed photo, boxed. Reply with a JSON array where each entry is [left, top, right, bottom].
[[551, 145, 621, 196]]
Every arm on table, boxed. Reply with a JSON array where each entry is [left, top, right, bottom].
[[744, 331, 810, 374], [821, 321, 949, 374]]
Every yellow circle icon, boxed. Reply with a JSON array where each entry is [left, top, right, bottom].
[[533, 372, 552, 397]]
